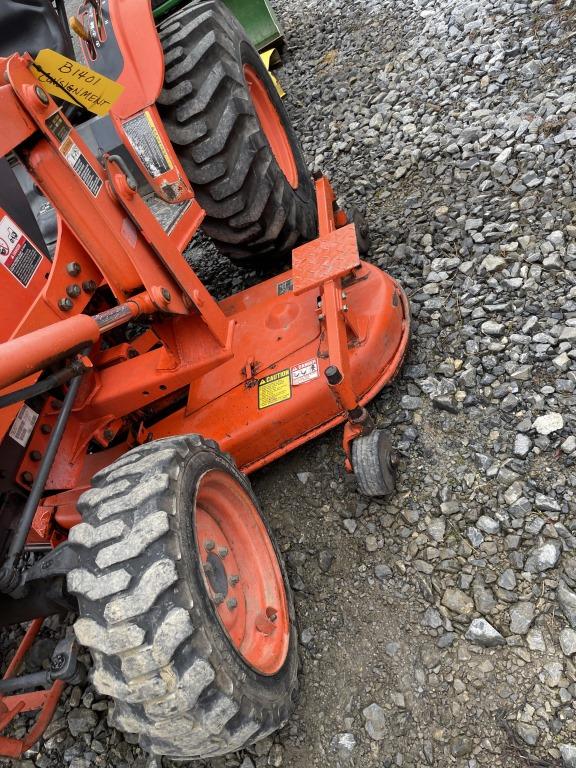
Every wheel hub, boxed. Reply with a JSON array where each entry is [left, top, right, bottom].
[[194, 469, 289, 675]]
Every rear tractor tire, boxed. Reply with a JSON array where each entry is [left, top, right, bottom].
[[67, 435, 297, 759], [157, 0, 317, 265]]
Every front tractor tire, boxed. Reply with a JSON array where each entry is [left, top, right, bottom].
[[157, 0, 317, 264], [67, 436, 297, 759]]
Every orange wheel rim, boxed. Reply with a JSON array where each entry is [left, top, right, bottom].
[[194, 469, 290, 675], [244, 64, 299, 189]]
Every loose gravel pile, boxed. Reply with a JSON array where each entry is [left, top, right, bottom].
[[5, 0, 576, 767]]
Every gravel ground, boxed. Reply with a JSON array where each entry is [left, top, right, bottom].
[[5, 0, 576, 767]]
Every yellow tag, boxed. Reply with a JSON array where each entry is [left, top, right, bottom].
[[258, 369, 291, 409], [260, 49, 285, 99], [32, 50, 124, 116]]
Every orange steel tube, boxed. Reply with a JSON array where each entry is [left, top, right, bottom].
[[0, 293, 153, 390]]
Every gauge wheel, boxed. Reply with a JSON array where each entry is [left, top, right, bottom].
[[351, 429, 398, 497]]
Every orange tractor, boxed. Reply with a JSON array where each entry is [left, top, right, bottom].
[[0, 0, 409, 759]]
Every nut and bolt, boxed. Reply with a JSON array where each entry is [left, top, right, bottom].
[[226, 598, 237, 610], [66, 283, 81, 298], [82, 280, 97, 293], [204, 540, 215, 552], [58, 297, 74, 312], [21, 471, 33, 485], [34, 85, 49, 105], [103, 428, 114, 442], [229, 574, 240, 586], [40, 424, 52, 435], [66, 262, 81, 277], [218, 547, 228, 559], [203, 561, 214, 575], [30, 450, 42, 462], [213, 592, 224, 605], [161, 288, 171, 303]]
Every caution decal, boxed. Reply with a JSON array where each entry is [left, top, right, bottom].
[[0, 215, 43, 287], [258, 369, 291, 409]]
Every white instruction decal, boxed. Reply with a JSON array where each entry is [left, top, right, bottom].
[[291, 358, 319, 386], [9, 404, 39, 447]]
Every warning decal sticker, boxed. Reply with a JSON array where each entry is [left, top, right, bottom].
[[9, 404, 39, 447], [46, 111, 70, 144], [0, 215, 43, 287], [123, 111, 173, 178], [291, 358, 319, 386], [60, 137, 103, 197], [258, 369, 291, 409], [277, 278, 293, 296]]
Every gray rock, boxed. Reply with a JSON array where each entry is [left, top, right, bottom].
[[559, 628, 576, 657], [514, 434, 532, 458], [497, 569, 517, 591], [560, 744, 576, 768], [465, 618, 505, 647], [330, 732, 356, 758], [532, 413, 564, 435], [509, 602, 535, 635], [442, 587, 474, 616], [477, 515, 499, 534], [67, 708, 98, 737], [375, 563, 393, 582], [450, 736, 472, 757], [525, 542, 560, 573], [516, 723, 539, 746], [362, 703, 387, 741], [558, 580, 576, 628], [481, 320, 504, 336]]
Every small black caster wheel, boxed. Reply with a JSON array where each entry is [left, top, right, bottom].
[[351, 430, 398, 497], [351, 207, 371, 255]]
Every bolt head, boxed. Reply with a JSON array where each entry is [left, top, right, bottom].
[[58, 297, 74, 312], [66, 262, 81, 277], [161, 288, 171, 302], [213, 592, 224, 605], [82, 280, 97, 293], [226, 598, 238, 610], [34, 85, 49, 105], [218, 547, 228, 559], [21, 471, 33, 485], [66, 283, 81, 298], [203, 562, 213, 575], [30, 450, 42, 462], [204, 540, 215, 551], [229, 574, 240, 585]]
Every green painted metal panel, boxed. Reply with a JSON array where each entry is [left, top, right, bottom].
[[153, 0, 282, 51]]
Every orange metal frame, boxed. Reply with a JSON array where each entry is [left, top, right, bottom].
[[0, 0, 409, 755]]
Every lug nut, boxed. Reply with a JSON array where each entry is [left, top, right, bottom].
[[204, 540, 215, 551], [213, 592, 224, 605], [229, 574, 240, 586], [227, 598, 237, 610], [66, 262, 81, 277], [66, 283, 81, 298], [58, 297, 74, 312], [218, 547, 228, 559]]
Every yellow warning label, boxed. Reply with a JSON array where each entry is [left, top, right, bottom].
[[258, 369, 291, 409], [32, 49, 124, 116]]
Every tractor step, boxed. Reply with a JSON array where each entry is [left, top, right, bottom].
[[291, 223, 360, 295]]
